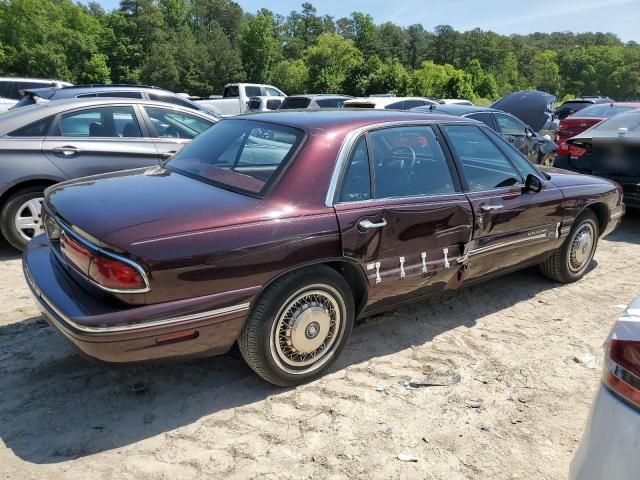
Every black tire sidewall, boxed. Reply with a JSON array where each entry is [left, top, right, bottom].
[[250, 267, 355, 386], [0, 187, 46, 251]]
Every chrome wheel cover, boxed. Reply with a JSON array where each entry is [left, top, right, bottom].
[[14, 197, 44, 242], [270, 285, 344, 375], [569, 223, 595, 273]]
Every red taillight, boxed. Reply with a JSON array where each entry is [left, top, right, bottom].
[[60, 232, 91, 273], [88, 253, 145, 291], [604, 338, 640, 410], [568, 144, 587, 157]]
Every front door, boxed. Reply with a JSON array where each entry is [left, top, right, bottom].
[[440, 124, 564, 281], [42, 105, 159, 178], [333, 125, 474, 313]]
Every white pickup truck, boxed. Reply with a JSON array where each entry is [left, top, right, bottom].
[[196, 83, 286, 116]]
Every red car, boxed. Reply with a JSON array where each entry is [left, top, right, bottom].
[[23, 111, 624, 386], [555, 102, 640, 156]]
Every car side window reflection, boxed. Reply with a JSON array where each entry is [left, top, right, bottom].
[[443, 125, 522, 192], [339, 136, 371, 202], [495, 113, 526, 135], [57, 106, 142, 138]]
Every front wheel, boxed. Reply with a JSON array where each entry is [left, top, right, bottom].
[[238, 265, 355, 387], [540, 210, 599, 283]]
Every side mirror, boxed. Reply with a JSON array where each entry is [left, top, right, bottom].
[[523, 173, 543, 193]]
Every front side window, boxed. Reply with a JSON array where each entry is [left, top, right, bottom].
[[495, 113, 526, 135], [166, 119, 304, 195], [144, 107, 213, 139], [56, 106, 141, 138], [245, 86, 262, 97], [483, 128, 539, 178], [148, 93, 194, 109], [265, 87, 281, 97], [466, 112, 495, 129], [384, 101, 405, 110], [443, 125, 522, 192], [403, 100, 427, 110]]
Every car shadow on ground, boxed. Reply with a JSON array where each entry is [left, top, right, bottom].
[[604, 209, 640, 245], [0, 238, 20, 260], [0, 218, 636, 464]]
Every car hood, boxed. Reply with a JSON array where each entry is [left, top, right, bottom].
[[491, 90, 556, 132], [45, 167, 266, 250], [538, 165, 617, 188]]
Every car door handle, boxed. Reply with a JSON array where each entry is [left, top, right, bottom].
[[358, 219, 387, 230], [160, 150, 177, 160], [480, 204, 504, 212], [52, 145, 80, 155]]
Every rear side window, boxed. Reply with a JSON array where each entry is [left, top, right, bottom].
[[0, 81, 13, 98], [56, 106, 141, 138], [495, 113, 527, 135], [266, 99, 282, 110], [443, 125, 522, 192], [95, 91, 142, 99], [403, 100, 427, 109], [279, 97, 312, 109], [144, 107, 213, 139], [340, 136, 371, 202], [9, 117, 53, 137], [245, 86, 262, 97], [166, 119, 304, 195], [18, 81, 54, 91], [148, 93, 194, 109]]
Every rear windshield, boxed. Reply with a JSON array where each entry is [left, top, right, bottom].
[[571, 105, 633, 118], [592, 110, 640, 133], [279, 97, 312, 109], [166, 119, 304, 196]]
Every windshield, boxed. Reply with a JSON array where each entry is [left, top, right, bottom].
[[165, 119, 304, 196], [592, 110, 640, 133], [572, 104, 634, 118]]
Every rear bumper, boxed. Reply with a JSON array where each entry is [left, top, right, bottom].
[[570, 386, 640, 480], [23, 236, 256, 363]]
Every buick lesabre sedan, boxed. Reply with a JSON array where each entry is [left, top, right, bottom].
[[23, 111, 624, 386]]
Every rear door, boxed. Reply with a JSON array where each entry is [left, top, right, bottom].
[[440, 124, 563, 281], [333, 124, 473, 313], [42, 104, 159, 178]]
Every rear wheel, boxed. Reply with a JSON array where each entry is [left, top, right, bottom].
[[540, 210, 599, 283], [238, 265, 354, 387], [0, 187, 46, 251]]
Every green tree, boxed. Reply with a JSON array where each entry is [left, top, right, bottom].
[[240, 14, 280, 83], [270, 59, 309, 94], [304, 33, 363, 92]]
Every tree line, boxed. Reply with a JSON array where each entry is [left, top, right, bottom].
[[1, 0, 639, 101]]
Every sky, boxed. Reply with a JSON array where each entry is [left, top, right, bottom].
[[93, 0, 640, 42]]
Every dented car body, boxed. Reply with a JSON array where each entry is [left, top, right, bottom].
[[23, 110, 624, 385]]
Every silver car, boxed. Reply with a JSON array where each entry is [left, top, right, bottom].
[[570, 297, 640, 479], [0, 97, 217, 250]]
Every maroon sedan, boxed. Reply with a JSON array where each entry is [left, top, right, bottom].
[[23, 111, 624, 386]]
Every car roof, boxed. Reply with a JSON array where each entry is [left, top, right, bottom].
[[412, 104, 498, 115], [287, 94, 353, 99], [0, 97, 217, 136], [343, 97, 432, 107], [232, 109, 476, 131]]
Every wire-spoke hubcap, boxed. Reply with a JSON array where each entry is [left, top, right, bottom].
[[569, 223, 595, 272], [271, 286, 344, 374], [14, 197, 44, 242]]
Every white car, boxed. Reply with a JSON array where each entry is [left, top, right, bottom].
[[195, 83, 285, 116], [342, 96, 439, 110], [0, 77, 72, 112], [570, 297, 640, 480], [440, 99, 474, 106]]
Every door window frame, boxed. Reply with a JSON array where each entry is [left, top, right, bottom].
[[328, 121, 465, 206], [439, 123, 545, 193], [48, 104, 152, 139]]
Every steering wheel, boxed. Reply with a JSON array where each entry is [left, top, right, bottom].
[[390, 146, 416, 170]]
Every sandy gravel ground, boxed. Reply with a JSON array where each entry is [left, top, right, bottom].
[[0, 212, 639, 480]]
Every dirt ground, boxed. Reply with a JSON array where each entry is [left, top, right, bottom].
[[0, 212, 638, 480]]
